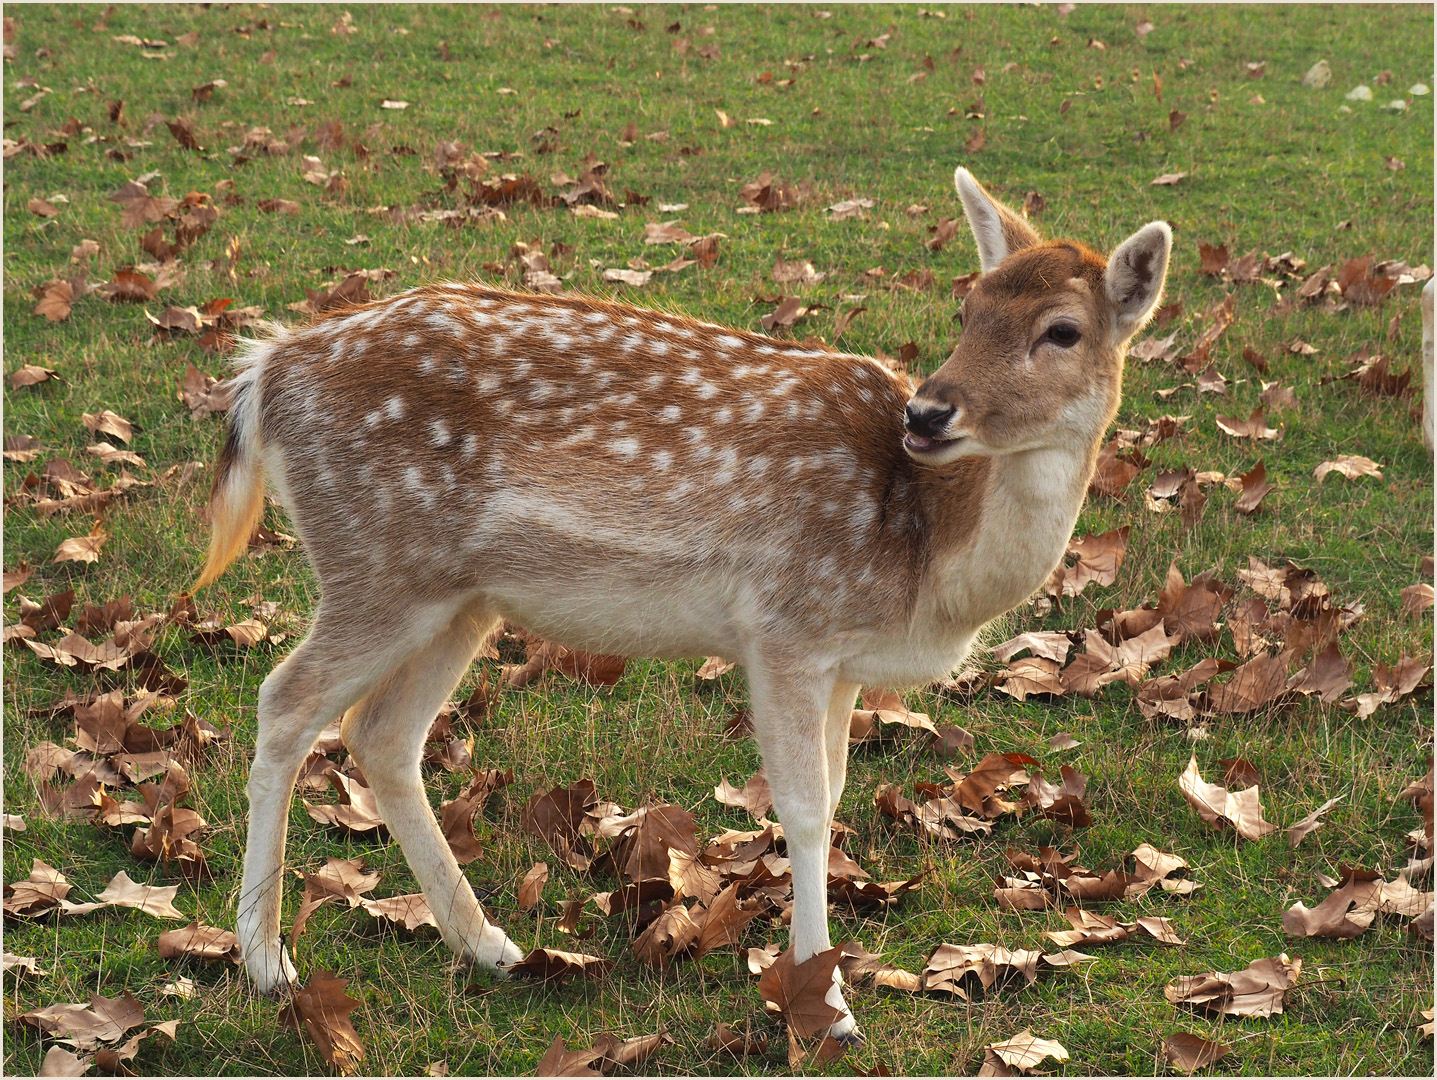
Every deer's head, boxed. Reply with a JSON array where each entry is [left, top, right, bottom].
[[903, 168, 1171, 465]]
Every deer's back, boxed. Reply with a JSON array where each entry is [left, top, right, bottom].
[[249, 285, 937, 655]]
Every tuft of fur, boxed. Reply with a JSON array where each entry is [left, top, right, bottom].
[[191, 325, 284, 591]]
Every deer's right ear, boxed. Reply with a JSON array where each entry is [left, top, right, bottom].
[[953, 167, 1042, 273]]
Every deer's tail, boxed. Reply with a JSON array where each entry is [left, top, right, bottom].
[[191, 327, 283, 591]]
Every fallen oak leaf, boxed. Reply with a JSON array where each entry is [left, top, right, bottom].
[[157, 921, 242, 962], [1178, 755, 1277, 841], [1314, 454, 1382, 481], [714, 769, 773, 818], [279, 970, 365, 1075], [1164, 954, 1301, 1017], [535, 1035, 604, 1077], [53, 532, 106, 565], [18, 992, 146, 1051], [1233, 460, 1274, 514], [1162, 1032, 1234, 1075], [757, 944, 845, 1039], [37, 1047, 90, 1076], [95, 870, 185, 918], [359, 893, 438, 932], [10, 364, 61, 388], [502, 947, 613, 980], [518, 862, 549, 911], [980, 1029, 1070, 1075], [1216, 407, 1278, 440]]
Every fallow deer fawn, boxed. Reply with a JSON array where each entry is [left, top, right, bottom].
[[197, 168, 1170, 1041]]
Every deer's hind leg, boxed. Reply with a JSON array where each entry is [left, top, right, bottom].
[[338, 605, 523, 970], [237, 601, 447, 994]]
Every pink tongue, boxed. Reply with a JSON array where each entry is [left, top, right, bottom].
[[906, 433, 935, 450]]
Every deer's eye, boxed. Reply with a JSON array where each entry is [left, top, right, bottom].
[[1045, 322, 1081, 347]]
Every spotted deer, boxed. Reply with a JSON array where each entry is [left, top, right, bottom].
[[196, 167, 1170, 1041]]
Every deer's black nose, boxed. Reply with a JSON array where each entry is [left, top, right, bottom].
[[904, 402, 957, 438]]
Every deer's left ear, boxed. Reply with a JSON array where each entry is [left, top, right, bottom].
[[1105, 221, 1172, 342]]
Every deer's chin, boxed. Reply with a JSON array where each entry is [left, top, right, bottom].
[[902, 432, 977, 464]]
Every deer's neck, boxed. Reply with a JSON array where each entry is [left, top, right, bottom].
[[917, 434, 1103, 632]]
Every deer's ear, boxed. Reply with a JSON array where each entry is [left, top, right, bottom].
[[1105, 221, 1172, 342], [953, 167, 1042, 273]]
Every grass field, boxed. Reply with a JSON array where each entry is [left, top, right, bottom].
[[3, 3, 1433, 1076]]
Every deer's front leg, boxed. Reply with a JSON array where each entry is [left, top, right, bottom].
[[747, 663, 860, 1044]]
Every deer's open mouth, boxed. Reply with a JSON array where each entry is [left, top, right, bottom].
[[903, 432, 964, 454]]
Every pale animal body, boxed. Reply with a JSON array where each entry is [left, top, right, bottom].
[[198, 168, 1172, 1041], [1421, 277, 1433, 450]]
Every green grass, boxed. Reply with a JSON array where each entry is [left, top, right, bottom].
[[3, 3, 1432, 1075]]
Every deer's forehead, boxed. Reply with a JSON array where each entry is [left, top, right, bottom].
[[971, 244, 1106, 304]]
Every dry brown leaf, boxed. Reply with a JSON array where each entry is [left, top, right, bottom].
[[1314, 454, 1382, 482], [535, 1035, 604, 1077], [705, 1022, 768, 1057], [37, 1046, 90, 1076], [279, 970, 365, 1075], [53, 533, 106, 565], [18, 992, 146, 1050], [1088, 438, 1145, 498], [1233, 460, 1274, 514], [1178, 755, 1277, 841], [992, 632, 1073, 665], [360, 893, 438, 932], [504, 637, 626, 688], [304, 771, 385, 833], [757, 945, 844, 1039], [1282, 872, 1381, 939], [503, 947, 613, 981], [1205, 651, 1292, 715], [1216, 407, 1278, 440], [518, 862, 550, 911], [1162, 1032, 1234, 1074], [981, 1029, 1070, 1075], [714, 769, 773, 818], [95, 870, 184, 918], [1401, 583, 1435, 616], [1286, 795, 1345, 847], [157, 920, 242, 962], [696, 656, 736, 679], [33, 279, 76, 322], [1286, 642, 1355, 703], [303, 856, 381, 907], [1130, 843, 1197, 897], [1166, 954, 1301, 1017], [4, 859, 76, 917], [1348, 656, 1430, 718]]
